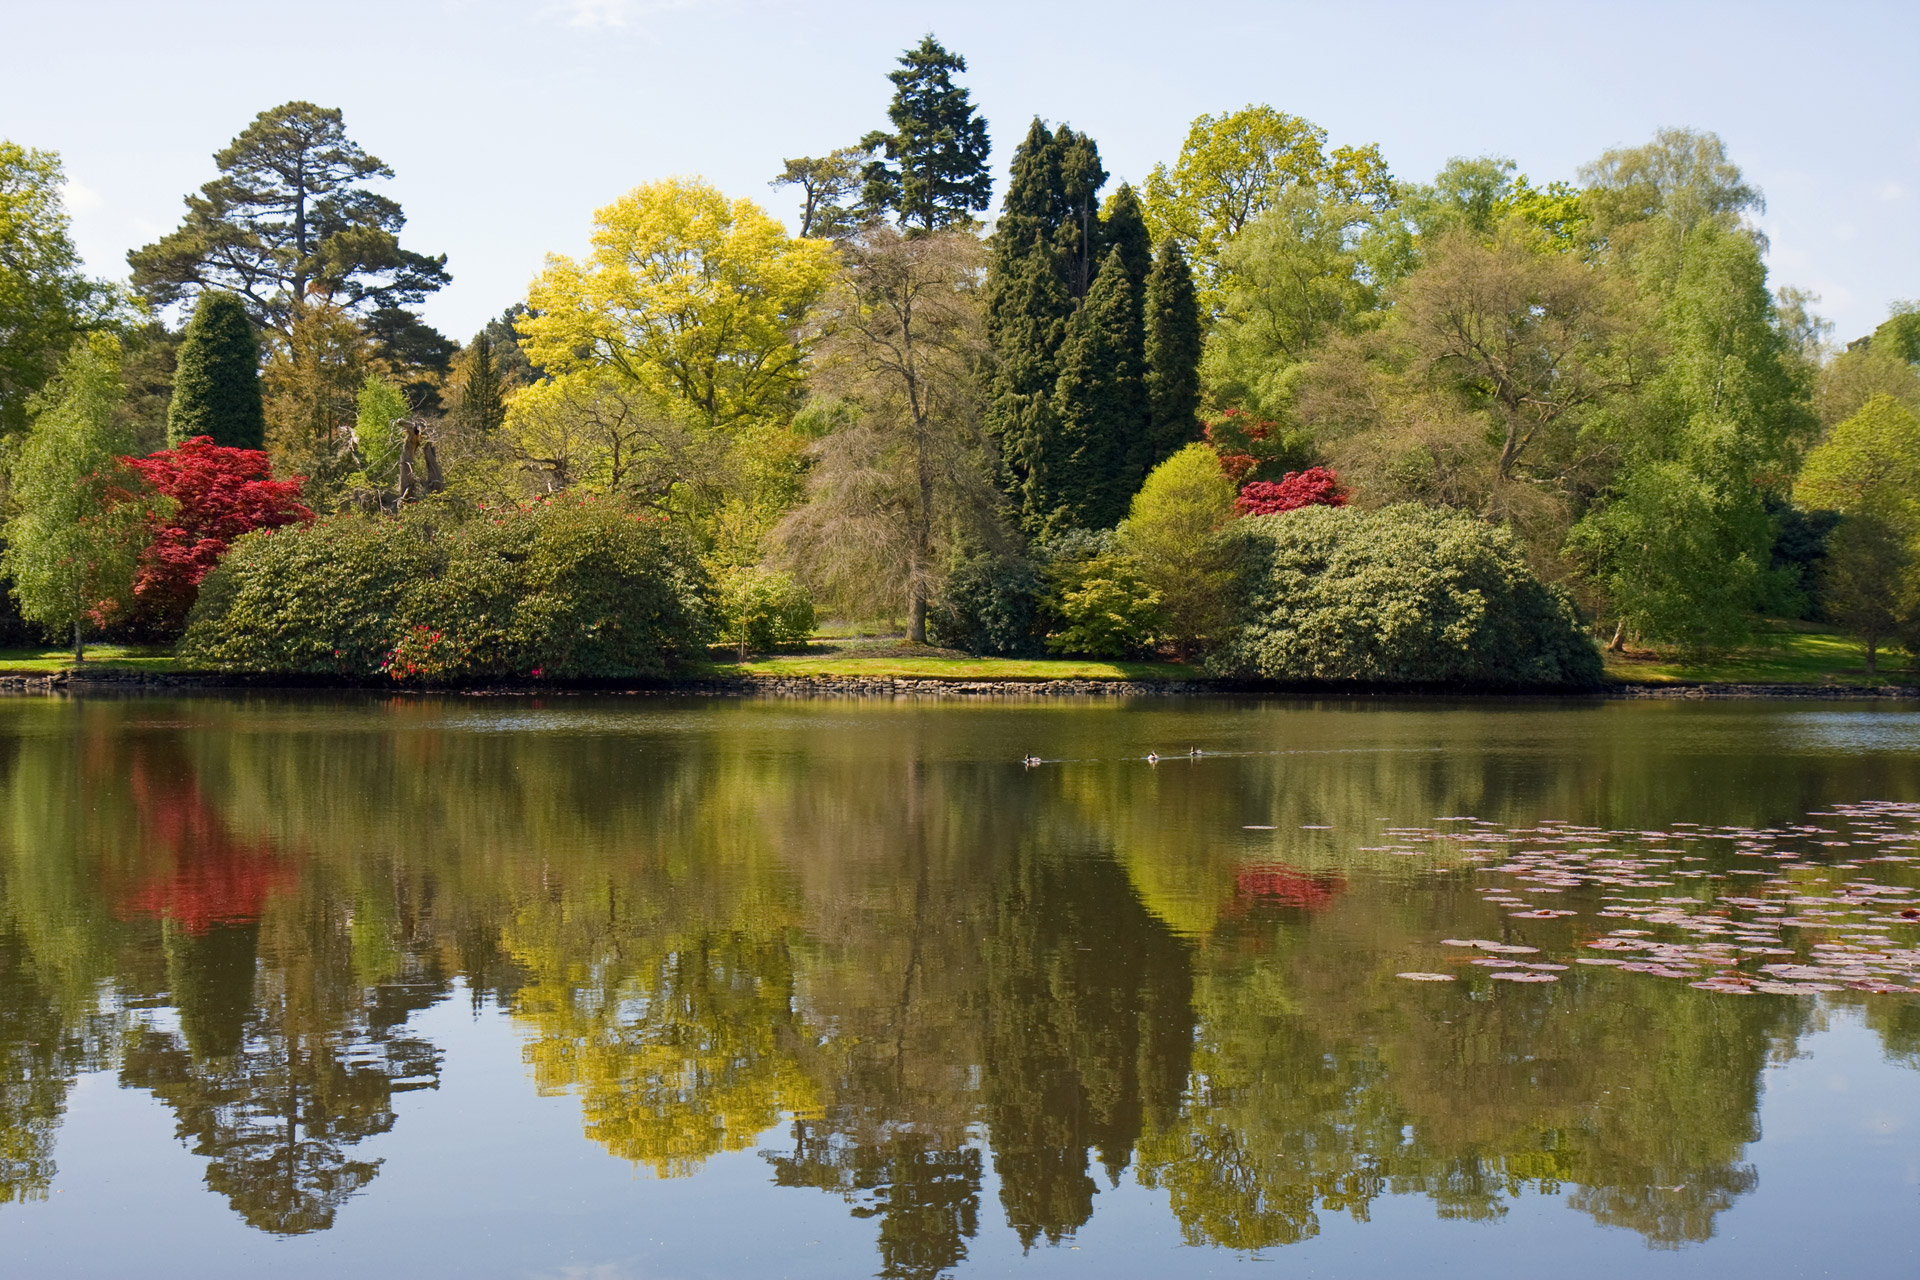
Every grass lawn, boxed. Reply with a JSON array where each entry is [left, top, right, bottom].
[[705, 654, 1199, 681], [0, 644, 180, 675], [1603, 625, 1908, 686]]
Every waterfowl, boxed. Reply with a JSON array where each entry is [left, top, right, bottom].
[[1146, 752, 1159, 764]]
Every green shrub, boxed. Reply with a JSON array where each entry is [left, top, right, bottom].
[[182, 498, 712, 680], [714, 565, 816, 657], [927, 552, 1045, 656], [1210, 505, 1602, 686]]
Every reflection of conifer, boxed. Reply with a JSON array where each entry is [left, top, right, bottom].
[[771, 1122, 983, 1280], [983, 844, 1194, 1247]]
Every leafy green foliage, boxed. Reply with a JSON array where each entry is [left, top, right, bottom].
[[1119, 444, 1236, 654], [167, 292, 265, 449], [0, 142, 121, 436], [181, 499, 712, 679], [1041, 533, 1164, 658], [1, 336, 146, 656], [927, 552, 1045, 657], [1212, 505, 1601, 686], [1818, 513, 1915, 675], [714, 565, 814, 657]]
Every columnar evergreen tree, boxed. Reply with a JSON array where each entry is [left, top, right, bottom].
[[860, 36, 992, 231], [1142, 238, 1203, 467], [167, 291, 265, 448], [457, 331, 506, 434], [1100, 184, 1153, 301], [988, 122, 1137, 532], [1051, 249, 1147, 530]]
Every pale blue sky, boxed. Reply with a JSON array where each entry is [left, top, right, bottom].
[[6, 0, 1915, 344]]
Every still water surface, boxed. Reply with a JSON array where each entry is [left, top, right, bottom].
[[0, 694, 1916, 1278]]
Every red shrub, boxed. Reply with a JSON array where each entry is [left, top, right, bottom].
[[123, 436, 313, 632], [1235, 467, 1349, 517]]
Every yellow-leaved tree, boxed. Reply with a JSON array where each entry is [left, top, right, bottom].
[[519, 177, 839, 433]]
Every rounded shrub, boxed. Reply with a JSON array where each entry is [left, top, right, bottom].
[[1209, 504, 1602, 687], [927, 553, 1045, 656], [713, 565, 816, 657], [182, 498, 712, 680]]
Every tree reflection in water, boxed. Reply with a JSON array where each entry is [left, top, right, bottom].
[[0, 697, 1911, 1268]]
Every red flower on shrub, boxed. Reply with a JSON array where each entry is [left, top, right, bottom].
[[1235, 467, 1349, 517], [122, 436, 313, 632]]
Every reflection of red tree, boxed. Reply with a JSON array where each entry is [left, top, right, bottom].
[[111, 755, 293, 934], [1229, 864, 1346, 915]]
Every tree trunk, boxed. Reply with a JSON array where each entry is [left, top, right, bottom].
[[1606, 619, 1626, 653], [398, 425, 421, 503], [72, 618, 83, 664], [908, 587, 927, 645], [1866, 640, 1878, 677]]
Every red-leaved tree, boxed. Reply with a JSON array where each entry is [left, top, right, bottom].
[[122, 436, 313, 633], [1235, 467, 1350, 517]]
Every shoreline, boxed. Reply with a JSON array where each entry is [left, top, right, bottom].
[[5, 668, 1917, 701]]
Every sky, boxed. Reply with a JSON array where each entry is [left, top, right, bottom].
[[5, 0, 1916, 345]]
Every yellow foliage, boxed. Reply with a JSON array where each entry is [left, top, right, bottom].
[[521, 177, 838, 432]]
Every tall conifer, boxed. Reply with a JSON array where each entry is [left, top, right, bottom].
[[860, 36, 992, 230], [1051, 249, 1146, 529], [167, 291, 265, 449], [1101, 184, 1153, 302], [988, 121, 1123, 532], [1142, 238, 1203, 469], [457, 331, 506, 434]]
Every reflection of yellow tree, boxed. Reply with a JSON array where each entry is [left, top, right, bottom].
[[515, 931, 818, 1176]]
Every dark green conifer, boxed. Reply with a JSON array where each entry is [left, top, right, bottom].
[[1051, 248, 1147, 529], [988, 121, 1122, 532], [1100, 184, 1153, 302], [167, 291, 265, 449], [458, 331, 506, 433], [860, 36, 992, 230], [1142, 238, 1203, 469]]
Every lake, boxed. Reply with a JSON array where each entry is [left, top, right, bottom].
[[0, 693, 1915, 1278]]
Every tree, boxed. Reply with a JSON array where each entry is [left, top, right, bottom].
[[521, 177, 837, 432], [453, 331, 507, 435], [167, 291, 265, 448], [1571, 222, 1816, 651], [1050, 248, 1147, 529], [127, 102, 450, 352], [1141, 106, 1394, 302], [0, 142, 120, 436], [985, 121, 1121, 532], [1579, 128, 1765, 282], [771, 148, 869, 239], [1201, 188, 1385, 425], [1142, 238, 1203, 466], [1796, 394, 1920, 529], [260, 294, 378, 502], [775, 229, 1000, 642], [1, 335, 145, 659], [1300, 225, 1637, 558], [502, 369, 728, 507], [859, 36, 992, 231], [1819, 514, 1912, 675], [121, 438, 311, 635], [1118, 443, 1237, 654]]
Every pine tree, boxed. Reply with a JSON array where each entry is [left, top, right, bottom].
[[1142, 238, 1203, 470], [457, 331, 506, 434], [1051, 248, 1147, 529], [860, 36, 992, 230], [167, 291, 265, 449]]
